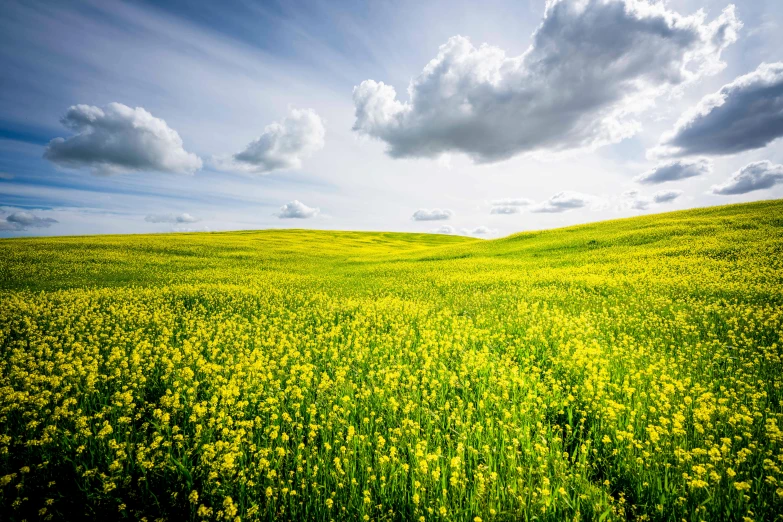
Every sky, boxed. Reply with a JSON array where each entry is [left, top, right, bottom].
[[1, 0, 782, 238]]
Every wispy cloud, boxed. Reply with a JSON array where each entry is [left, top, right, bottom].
[[490, 197, 532, 215], [490, 198, 533, 207], [145, 213, 199, 224]]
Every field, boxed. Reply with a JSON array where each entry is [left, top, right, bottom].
[[1, 200, 782, 521]]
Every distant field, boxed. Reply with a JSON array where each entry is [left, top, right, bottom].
[[1, 200, 782, 521]]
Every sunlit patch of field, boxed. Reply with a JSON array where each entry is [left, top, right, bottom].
[[1, 200, 782, 521]]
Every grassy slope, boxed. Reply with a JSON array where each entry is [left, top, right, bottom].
[[0, 200, 782, 521], [2, 199, 781, 293], [0, 229, 476, 290]]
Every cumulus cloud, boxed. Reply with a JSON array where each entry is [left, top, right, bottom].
[[531, 192, 593, 213], [44, 103, 202, 175], [0, 211, 58, 231], [431, 225, 455, 234], [145, 213, 199, 224], [711, 161, 783, 195], [653, 189, 683, 203], [353, 1, 740, 162], [412, 208, 453, 221], [276, 200, 320, 219], [635, 158, 712, 185], [657, 62, 783, 157], [462, 226, 496, 237], [226, 108, 325, 173]]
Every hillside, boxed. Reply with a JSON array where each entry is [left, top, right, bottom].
[[0, 200, 782, 521]]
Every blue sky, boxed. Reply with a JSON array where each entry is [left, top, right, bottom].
[[1, 0, 782, 237]]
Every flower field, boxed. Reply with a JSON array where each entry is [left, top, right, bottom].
[[1, 200, 782, 521]]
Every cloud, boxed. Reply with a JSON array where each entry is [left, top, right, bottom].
[[531, 191, 593, 213], [412, 208, 453, 221], [431, 225, 455, 234], [652, 189, 683, 203], [436, 154, 453, 169], [657, 62, 783, 157], [461, 226, 496, 237], [44, 103, 202, 175], [352, 1, 739, 162], [491, 197, 533, 214], [145, 213, 199, 224], [226, 108, 325, 173], [276, 200, 320, 219], [0, 211, 58, 231], [490, 206, 522, 215], [490, 198, 533, 207], [635, 158, 712, 185], [623, 190, 652, 210], [711, 161, 783, 195], [620, 188, 683, 210], [0, 172, 14, 180]]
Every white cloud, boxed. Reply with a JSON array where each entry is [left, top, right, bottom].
[[657, 62, 783, 157], [635, 158, 712, 185], [653, 189, 683, 203], [145, 212, 199, 224], [353, 1, 739, 162], [431, 225, 455, 234], [619, 190, 655, 210], [531, 191, 594, 213], [0, 172, 14, 180], [0, 211, 58, 231], [620, 188, 683, 210], [490, 197, 533, 215], [490, 206, 521, 215], [462, 226, 497, 237], [44, 103, 202, 175], [711, 161, 783, 195], [276, 200, 320, 219], [436, 154, 453, 169], [225, 108, 325, 174], [490, 198, 533, 207], [412, 208, 453, 221]]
